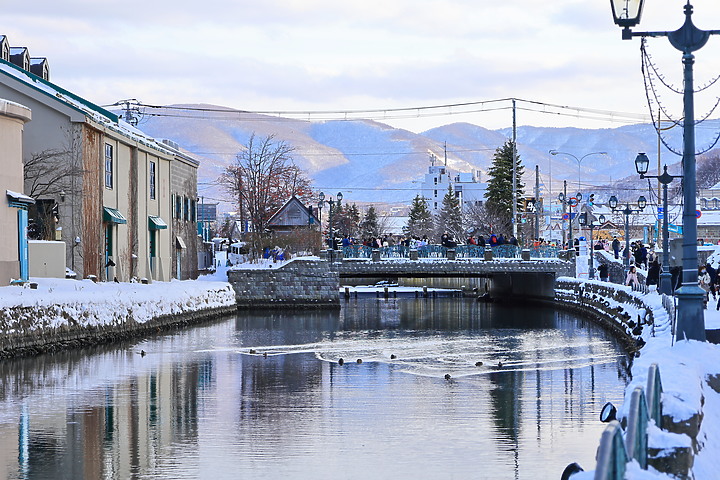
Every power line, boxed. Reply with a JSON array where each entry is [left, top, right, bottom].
[[105, 97, 655, 127]]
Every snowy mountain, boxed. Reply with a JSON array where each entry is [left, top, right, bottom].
[[133, 104, 720, 210]]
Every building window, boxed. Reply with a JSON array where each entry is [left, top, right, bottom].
[[105, 144, 113, 189], [184, 196, 189, 221], [190, 199, 196, 222], [149, 161, 156, 199], [175, 195, 182, 219]]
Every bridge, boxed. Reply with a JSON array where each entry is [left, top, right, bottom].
[[332, 251, 574, 301]]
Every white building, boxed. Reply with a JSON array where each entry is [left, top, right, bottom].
[[419, 164, 486, 215]]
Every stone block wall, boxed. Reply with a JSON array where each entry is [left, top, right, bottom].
[[228, 259, 340, 308]]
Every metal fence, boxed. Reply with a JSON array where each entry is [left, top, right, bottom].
[[341, 244, 559, 260]]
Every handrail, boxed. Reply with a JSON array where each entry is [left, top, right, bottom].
[[624, 387, 649, 469], [594, 421, 628, 480], [588, 364, 663, 479], [646, 363, 663, 427]]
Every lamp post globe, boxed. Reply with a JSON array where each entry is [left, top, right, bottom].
[[638, 195, 647, 210], [635, 152, 650, 176], [608, 195, 618, 210], [610, 0, 645, 28]]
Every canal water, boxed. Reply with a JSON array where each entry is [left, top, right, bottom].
[[0, 298, 629, 480]]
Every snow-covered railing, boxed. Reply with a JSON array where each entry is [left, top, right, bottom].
[[589, 364, 663, 479]]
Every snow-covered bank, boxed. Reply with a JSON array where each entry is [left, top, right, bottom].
[[0, 271, 236, 357], [561, 279, 720, 479]]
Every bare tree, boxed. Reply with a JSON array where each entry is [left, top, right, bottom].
[[23, 127, 85, 242], [464, 202, 512, 237], [220, 133, 312, 233]]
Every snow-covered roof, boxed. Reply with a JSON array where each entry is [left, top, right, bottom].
[[0, 58, 181, 159]]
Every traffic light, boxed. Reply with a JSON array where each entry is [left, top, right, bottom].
[[588, 193, 595, 206]]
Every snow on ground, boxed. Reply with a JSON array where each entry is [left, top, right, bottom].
[[0, 270, 235, 330]]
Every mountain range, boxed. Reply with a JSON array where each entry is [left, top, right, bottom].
[[133, 104, 720, 211]]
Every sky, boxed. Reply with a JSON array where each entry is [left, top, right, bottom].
[[7, 1, 720, 132]]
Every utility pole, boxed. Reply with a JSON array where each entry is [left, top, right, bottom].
[[535, 165, 540, 241], [119, 99, 141, 126], [512, 99, 518, 238]]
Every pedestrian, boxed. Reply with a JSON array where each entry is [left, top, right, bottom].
[[598, 263, 609, 282], [706, 263, 718, 300], [646, 258, 660, 287], [625, 265, 640, 288], [699, 266, 712, 308], [612, 236, 620, 260], [478, 235, 486, 248]]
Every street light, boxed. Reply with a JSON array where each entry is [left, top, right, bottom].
[[317, 191, 343, 259], [549, 150, 607, 198], [611, 1, 713, 341], [579, 211, 606, 280], [608, 195, 646, 272], [557, 181, 573, 251], [634, 152, 682, 295]]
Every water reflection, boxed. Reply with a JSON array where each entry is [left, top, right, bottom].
[[0, 298, 628, 480]]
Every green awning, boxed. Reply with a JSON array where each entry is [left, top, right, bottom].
[[103, 206, 127, 224], [148, 215, 167, 230]]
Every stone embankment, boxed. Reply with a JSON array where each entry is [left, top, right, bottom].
[[0, 280, 237, 359], [228, 259, 340, 308]]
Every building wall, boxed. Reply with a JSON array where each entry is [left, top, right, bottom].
[[0, 99, 31, 285], [170, 156, 199, 279]]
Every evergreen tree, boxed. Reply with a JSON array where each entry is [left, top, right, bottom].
[[435, 185, 463, 240], [334, 202, 360, 238], [359, 206, 380, 239], [405, 195, 434, 239], [484, 140, 525, 229]]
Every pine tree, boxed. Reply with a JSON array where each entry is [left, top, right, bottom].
[[435, 185, 463, 240], [359, 206, 380, 239], [484, 140, 525, 229], [405, 195, 434, 239]]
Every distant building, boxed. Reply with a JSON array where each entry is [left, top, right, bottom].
[[266, 196, 319, 233], [419, 163, 486, 215], [197, 202, 218, 223]]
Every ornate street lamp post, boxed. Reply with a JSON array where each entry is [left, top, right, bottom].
[[318, 191, 343, 260], [579, 212, 605, 280], [634, 152, 682, 295], [611, 0, 716, 341], [608, 195, 646, 272]]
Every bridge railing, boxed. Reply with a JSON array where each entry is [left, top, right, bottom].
[[589, 363, 663, 479], [340, 244, 559, 259]]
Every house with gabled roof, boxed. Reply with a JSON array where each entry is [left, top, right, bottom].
[[266, 196, 319, 233], [0, 42, 196, 282]]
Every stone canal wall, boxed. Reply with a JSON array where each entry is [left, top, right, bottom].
[[553, 277, 672, 353], [227, 259, 340, 308], [0, 282, 237, 359]]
